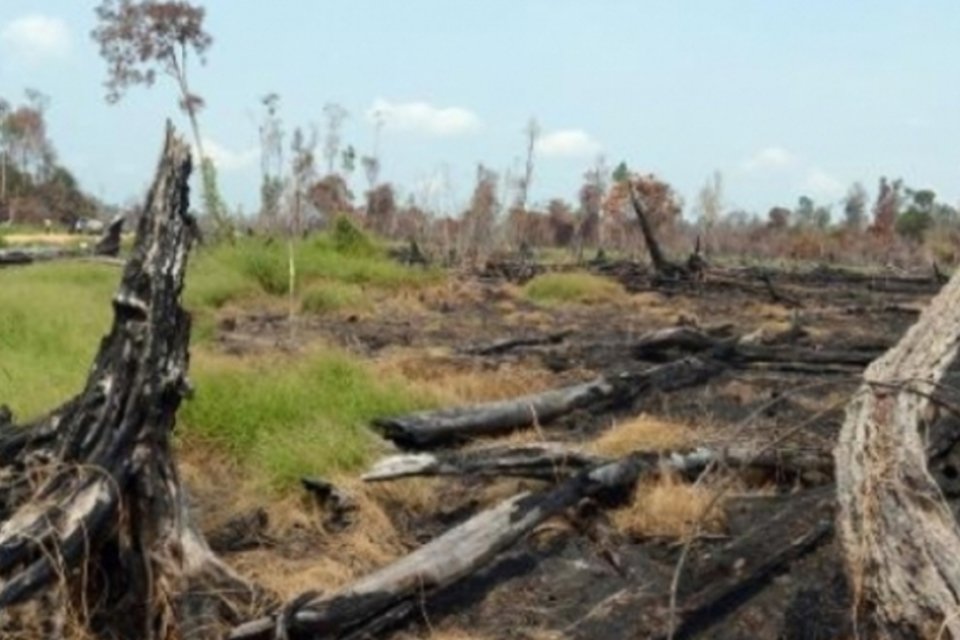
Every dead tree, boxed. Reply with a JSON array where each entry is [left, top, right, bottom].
[[0, 124, 256, 638], [94, 213, 124, 257], [835, 241, 960, 637]]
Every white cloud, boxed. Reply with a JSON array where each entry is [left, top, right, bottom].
[[535, 129, 602, 158], [368, 99, 480, 137], [198, 139, 257, 172], [804, 168, 844, 198], [1, 15, 70, 60], [741, 146, 796, 172]]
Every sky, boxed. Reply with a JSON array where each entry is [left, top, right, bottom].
[[1, 0, 959, 219]]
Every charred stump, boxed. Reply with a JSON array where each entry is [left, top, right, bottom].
[[0, 124, 257, 639]]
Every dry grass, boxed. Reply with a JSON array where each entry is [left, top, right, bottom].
[[179, 445, 414, 600], [396, 626, 496, 640], [589, 414, 694, 457], [2, 233, 85, 246], [374, 347, 557, 405], [625, 291, 698, 324], [229, 480, 410, 599], [613, 473, 725, 539], [365, 476, 446, 515]]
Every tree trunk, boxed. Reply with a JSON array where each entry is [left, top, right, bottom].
[[627, 182, 682, 277], [0, 123, 256, 639], [835, 243, 960, 637]]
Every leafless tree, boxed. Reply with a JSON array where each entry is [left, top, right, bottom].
[[516, 117, 540, 212], [361, 108, 385, 190], [258, 93, 284, 224], [696, 171, 723, 255], [91, 0, 229, 234], [322, 102, 349, 176]]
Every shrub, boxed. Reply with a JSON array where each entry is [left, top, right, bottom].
[[328, 215, 376, 257]]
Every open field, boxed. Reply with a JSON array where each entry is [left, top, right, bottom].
[[2, 205, 954, 638]]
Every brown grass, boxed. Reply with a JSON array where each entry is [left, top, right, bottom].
[[589, 414, 694, 457], [613, 473, 725, 539], [179, 445, 416, 600], [374, 348, 557, 405]]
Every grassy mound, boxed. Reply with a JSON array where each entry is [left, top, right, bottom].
[[522, 271, 626, 305], [182, 347, 432, 489]]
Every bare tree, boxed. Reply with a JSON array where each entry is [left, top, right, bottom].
[[289, 126, 318, 235], [361, 108, 385, 191], [91, 0, 229, 234], [258, 93, 284, 224], [322, 102, 349, 176], [460, 164, 498, 263], [843, 182, 868, 231], [872, 176, 901, 239], [696, 171, 723, 255], [516, 117, 540, 212]]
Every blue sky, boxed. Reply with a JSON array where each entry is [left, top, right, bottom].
[[1, 1, 959, 218]]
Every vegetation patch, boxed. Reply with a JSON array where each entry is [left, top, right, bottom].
[[613, 474, 725, 539], [590, 414, 693, 457], [522, 272, 626, 305], [0, 261, 119, 419], [301, 281, 370, 314], [181, 346, 433, 489]]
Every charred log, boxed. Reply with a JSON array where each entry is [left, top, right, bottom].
[[374, 357, 724, 449], [228, 456, 644, 640], [364, 444, 835, 486]]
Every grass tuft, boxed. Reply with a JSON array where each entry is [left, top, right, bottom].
[[522, 271, 625, 305], [301, 281, 370, 314]]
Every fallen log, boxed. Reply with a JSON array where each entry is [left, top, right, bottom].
[[364, 443, 835, 485], [461, 330, 571, 356], [631, 325, 886, 369], [363, 443, 604, 481], [228, 456, 644, 640], [374, 357, 724, 448]]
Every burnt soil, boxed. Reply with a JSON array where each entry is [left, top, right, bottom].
[[192, 262, 955, 639]]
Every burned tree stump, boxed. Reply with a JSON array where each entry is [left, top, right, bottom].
[[93, 213, 125, 257], [0, 124, 257, 638]]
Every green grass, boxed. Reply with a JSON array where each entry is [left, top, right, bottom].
[[0, 230, 436, 489], [181, 348, 431, 489], [187, 224, 441, 311], [522, 271, 626, 305], [0, 261, 120, 418]]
